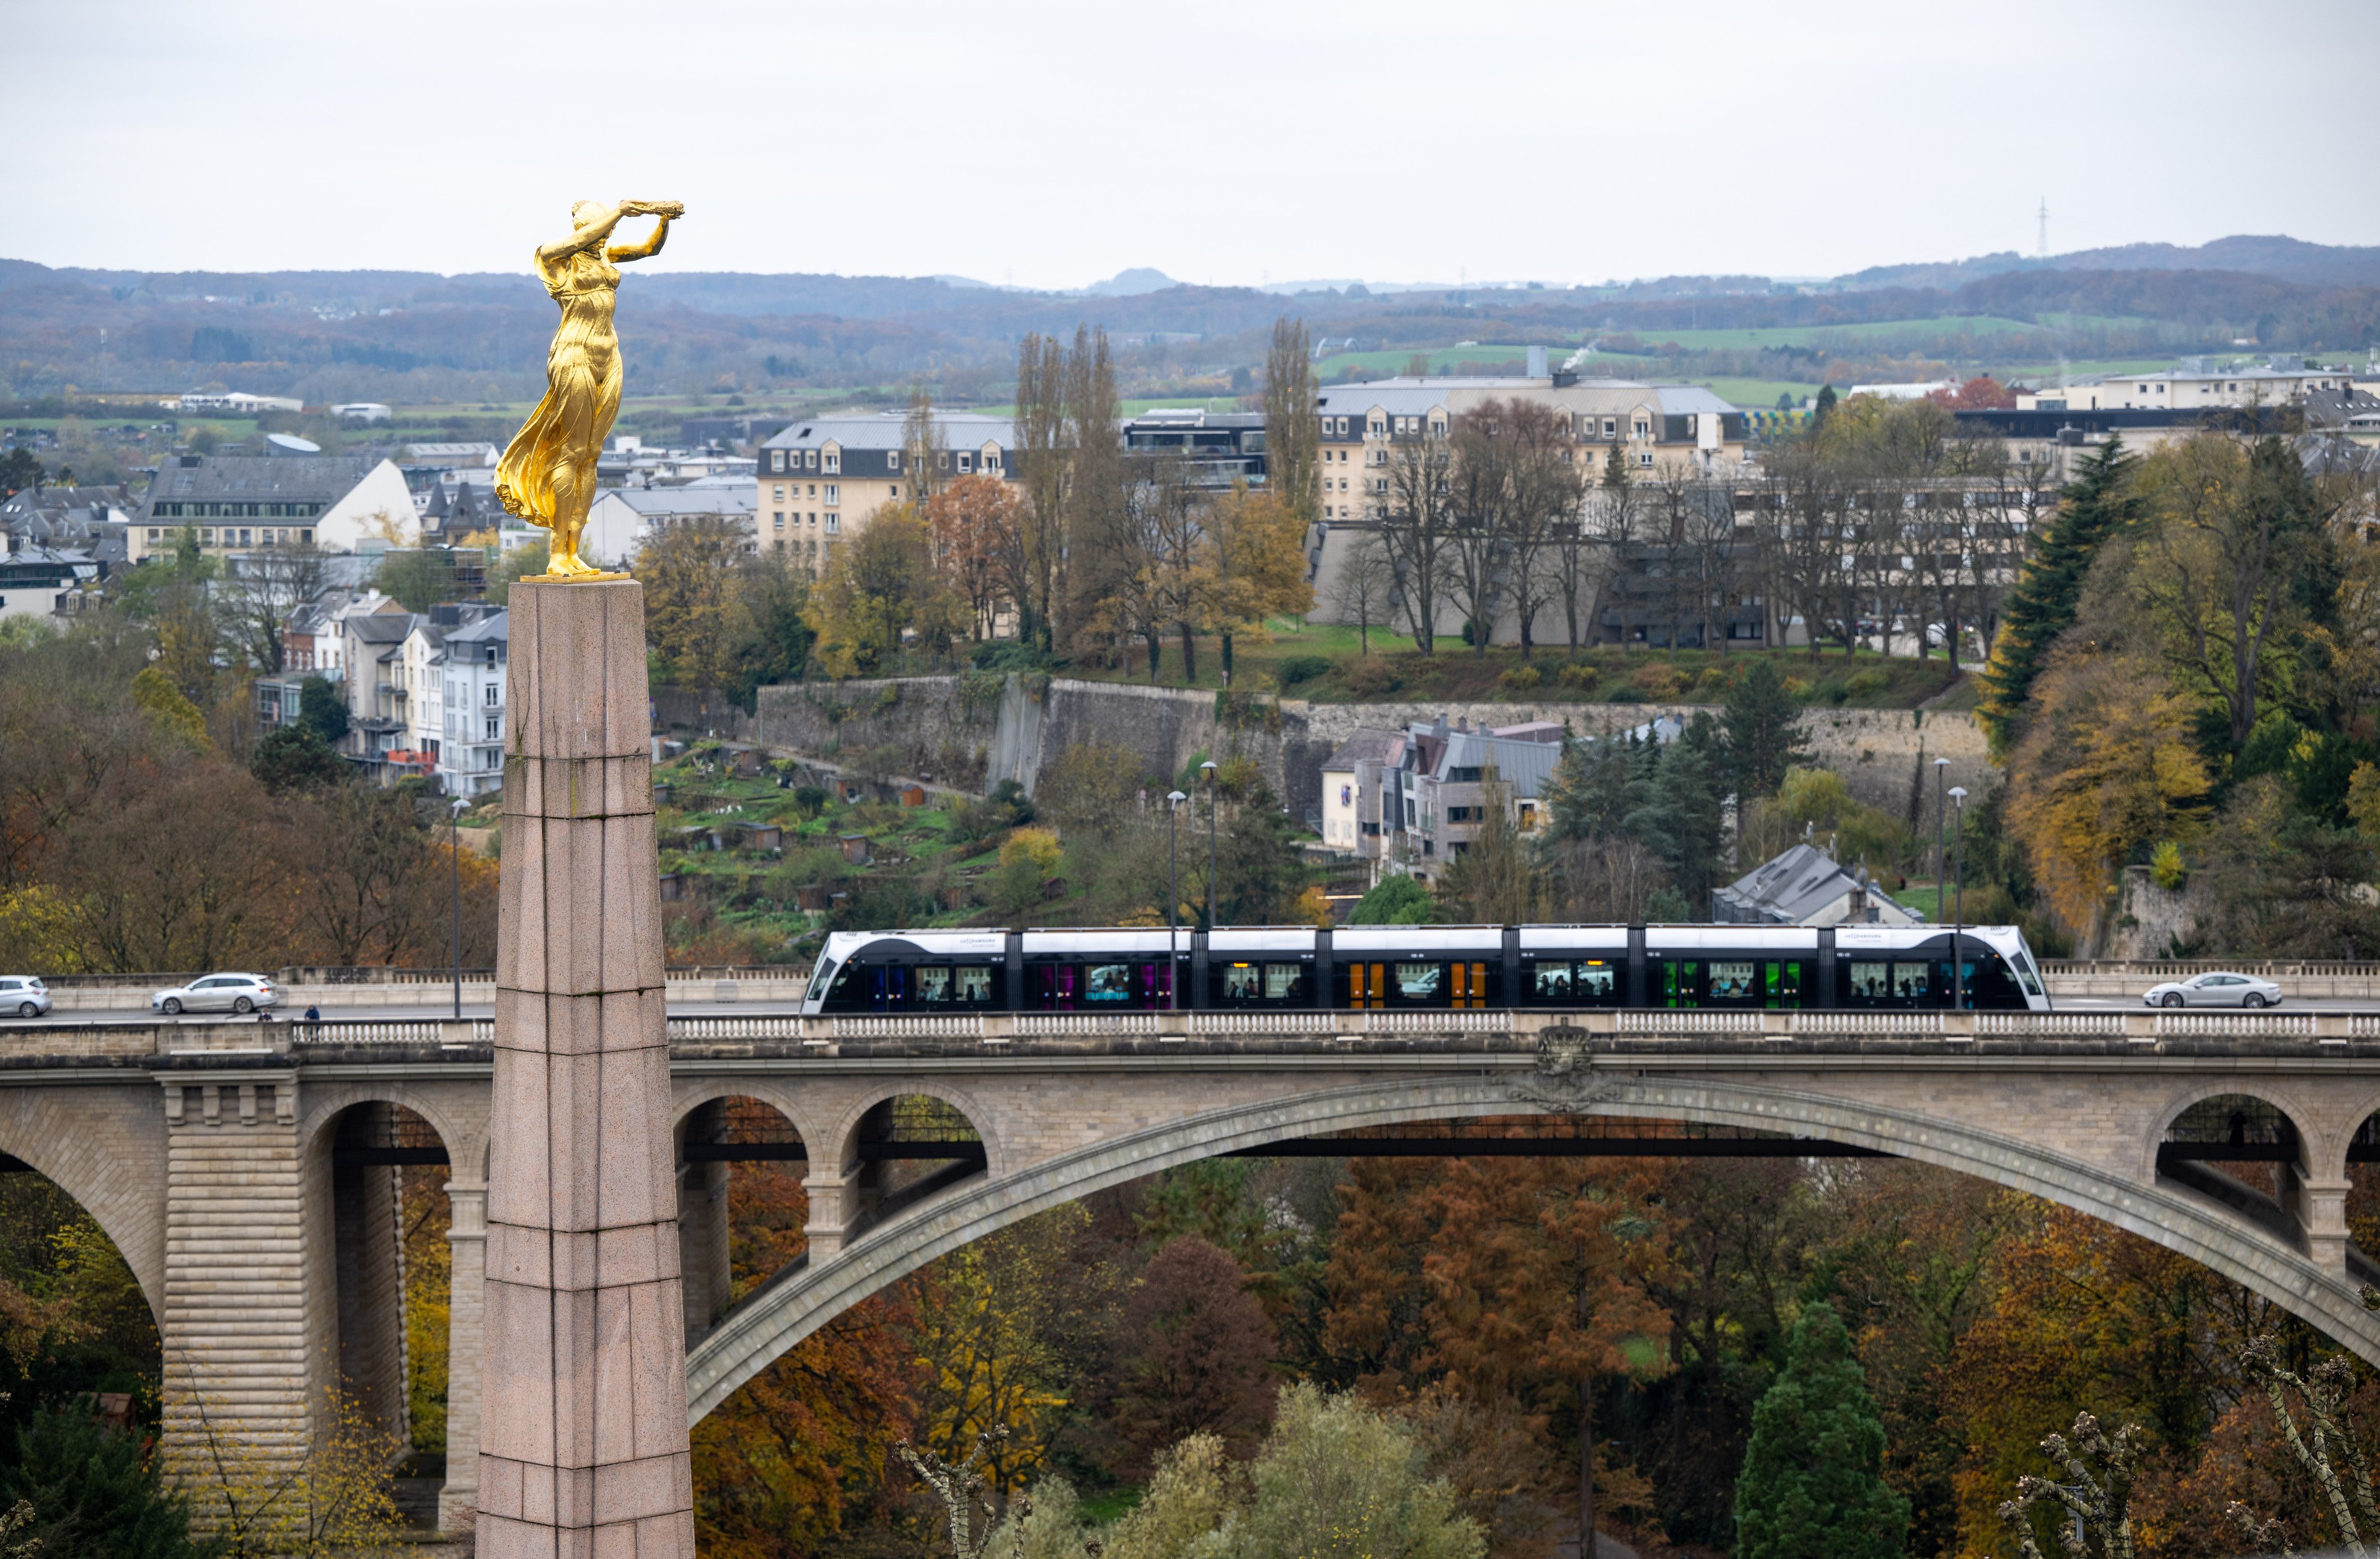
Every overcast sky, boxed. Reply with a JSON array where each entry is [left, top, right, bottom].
[[9, 0, 2375, 288]]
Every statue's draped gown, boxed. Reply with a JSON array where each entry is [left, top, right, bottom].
[[496, 245, 622, 534]]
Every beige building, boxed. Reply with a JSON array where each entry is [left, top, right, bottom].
[[754, 412, 1017, 568], [133, 454, 419, 562], [2019, 358, 2376, 413], [1311, 374, 1748, 523]]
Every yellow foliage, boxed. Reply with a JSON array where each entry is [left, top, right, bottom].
[[2349, 762, 2380, 839], [131, 663, 210, 748], [1291, 884, 1334, 927], [997, 826, 1064, 878], [2004, 653, 2210, 935], [0, 885, 89, 974]]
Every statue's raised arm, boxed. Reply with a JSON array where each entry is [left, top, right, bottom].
[[496, 199, 686, 578]]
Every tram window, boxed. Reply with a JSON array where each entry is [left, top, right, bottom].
[[1396, 963, 1443, 1002], [919, 967, 951, 1003], [1223, 963, 1261, 1001], [1766, 961, 1803, 1007], [1217, 962, 1309, 1004], [1086, 964, 1134, 1002], [1844, 961, 1890, 1002], [954, 966, 994, 1003], [1266, 965, 1303, 1000], [1708, 961, 1757, 1004], [1532, 959, 1622, 1006], [1893, 963, 1931, 1002], [1843, 960, 1937, 1006]]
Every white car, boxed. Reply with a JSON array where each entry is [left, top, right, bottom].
[[0, 978, 50, 1018], [2143, 971, 2283, 1010], [151, 973, 278, 1016]]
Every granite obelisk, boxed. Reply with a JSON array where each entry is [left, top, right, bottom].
[[477, 579, 692, 1559]]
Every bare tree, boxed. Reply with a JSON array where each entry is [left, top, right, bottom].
[[221, 544, 332, 674], [1377, 422, 1457, 653], [1327, 525, 1396, 653], [1010, 334, 1070, 653], [1443, 405, 1517, 655], [1264, 317, 1322, 527]]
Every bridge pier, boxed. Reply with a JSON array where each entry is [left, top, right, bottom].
[[441, 1178, 488, 1530], [2291, 1166, 2355, 1277], [801, 1165, 865, 1262], [676, 1105, 733, 1342]]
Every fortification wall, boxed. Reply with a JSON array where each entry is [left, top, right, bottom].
[[729, 676, 1998, 823]]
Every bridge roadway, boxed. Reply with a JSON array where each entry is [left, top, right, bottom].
[[8, 1005, 2380, 1527]]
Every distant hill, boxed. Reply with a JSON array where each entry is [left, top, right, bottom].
[[1082, 267, 1179, 297], [1834, 234, 2380, 291]]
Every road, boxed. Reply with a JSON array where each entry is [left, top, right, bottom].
[[9, 996, 2380, 1027]]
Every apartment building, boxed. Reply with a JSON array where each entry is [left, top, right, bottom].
[[133, 453, 420, 561], [583, 481, 760, 568], [1321, 716, 1562, 885], [440, 612, 508, 797], [1311, 373, 1748, 522], [755, 413, 1016, 566]]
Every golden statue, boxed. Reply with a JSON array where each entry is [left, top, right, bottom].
[[497, 200, 684, 579]]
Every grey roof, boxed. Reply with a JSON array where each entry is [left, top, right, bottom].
[[446, 611, 509, 648], [142, 455, 381, 517], [602, 487, 759, 516], [1322, 728, 1401, 772], [345, 611, 418, 644], [760, 413, 1015, 453], [1419, 728, 1561, 796], [1712, 843, 1907, 925]]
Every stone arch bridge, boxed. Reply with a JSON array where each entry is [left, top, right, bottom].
[[7, 1005, 2380, 1527]]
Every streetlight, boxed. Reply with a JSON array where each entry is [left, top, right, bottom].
[[1933, 757, 1950, 922], [450, 796, 469, 1020], [1166, 790, 1188, 1010], [1947, 785, 1968, 1011], [1201, 760, 1219, 931]]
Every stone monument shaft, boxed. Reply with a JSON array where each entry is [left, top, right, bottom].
[[478, 580, 692, 1558]]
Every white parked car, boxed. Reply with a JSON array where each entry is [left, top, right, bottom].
[[0, 977, 50, 1018], [2143, 971, 2283, 1009], [151, 973, 278, 1016]]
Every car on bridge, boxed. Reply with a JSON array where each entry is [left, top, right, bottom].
[[151, 973, 278, 1016], [2142, 971, 2284, 1009], [0, 978, 49, 1018]]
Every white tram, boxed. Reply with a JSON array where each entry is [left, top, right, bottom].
[[800, 924, 2053, 1016]]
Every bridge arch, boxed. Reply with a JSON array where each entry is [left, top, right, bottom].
[[682, 1070, 2380, 1423], [0, 1088, 168, 1318], [2145, 1080, 2319, 1180]]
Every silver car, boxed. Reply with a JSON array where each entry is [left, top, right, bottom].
[[151, 973, 278, 1016], [2143, 971, 2283, 1009], [0, 977, 50, 1018]]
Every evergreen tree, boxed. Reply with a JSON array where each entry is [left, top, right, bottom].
[[0, 1403, 208, 1559], [1734, 1302, 1909, 1559], [1646, 715, 1727, 908], [1812, 384, 1838, 428], [249, 722, 348, 793], [1722, 658, 1810, 803], [1976, 437, 2138, 757], [298, 674, 350, 744]]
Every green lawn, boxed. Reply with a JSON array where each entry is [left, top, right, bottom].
[[1075, 625, 1963, 711]]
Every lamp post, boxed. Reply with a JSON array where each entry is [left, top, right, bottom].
[[1201, 760, 1219, 930], [1166, 790, 1187, 1010], [1933, 756, 1950, 921], [1947, 785, 1968, 1010], [450, 795, 469, 1020]]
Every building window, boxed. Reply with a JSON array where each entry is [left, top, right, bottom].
[[825, 513, 839, 532], [887, 451, 900, 470], [773, 484, 785, 501], [774, 511, 785, 529], [1633, 420, 1649, 437], [484, 684, 498, 706], [300, 529, 312, 544], [957, 453, 973, 472], [889, 485, 899, 500], [771, 451, 786, 472], [824, 453, 840, 473], [824, 484, 839, 504], [485, 717, 500, 740], [1637, 451, 1654, 467]]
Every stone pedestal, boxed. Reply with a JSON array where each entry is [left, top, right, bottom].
[[478, 581, 693, 1559]]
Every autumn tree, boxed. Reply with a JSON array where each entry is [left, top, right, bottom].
[[1977, 438, 2138, 757], [1109, 1236, 1276, 1464], [810, 505, 965, 676], [1732, 1302, 1909, 1559], [926, 475, 1024, 642], [640, 515, 756, 697], [2131, 433, 2332, 751], [1207, 488, 1314, 678]]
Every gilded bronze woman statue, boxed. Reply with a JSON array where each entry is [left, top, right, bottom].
[[496, 200, 683, 578]]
